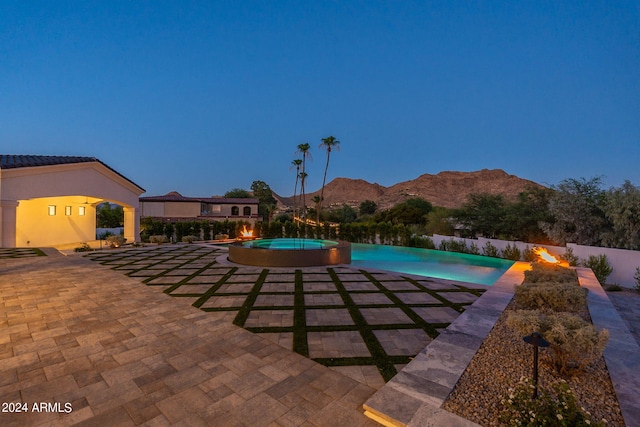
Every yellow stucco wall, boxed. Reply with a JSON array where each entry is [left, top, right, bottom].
[[15, 196, 97, 247]]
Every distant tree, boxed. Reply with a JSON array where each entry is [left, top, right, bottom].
[[251, 180, 277, 222], [504, 186, 554, 243], [290, 159, 302, 218], [454, 193, 507, 238], [540, 177, 608, 245], [602, 180, 640, 250], [359, 200, 377, 216], [388, 198, 433, 225], [337, 204, 358, 223], [224, 188, 251, 198], [296, 143, 312, 221], [97, 203, 124, 228], [312, 195, 322, 223], [425, 206, 455, 236], [318, 136, 340, 219]]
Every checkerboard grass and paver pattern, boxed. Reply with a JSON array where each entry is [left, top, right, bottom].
[[85, 245, 486, 387], [0, 248, 45, 258]]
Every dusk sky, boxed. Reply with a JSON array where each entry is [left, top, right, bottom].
[[2, 1, 638, 198]]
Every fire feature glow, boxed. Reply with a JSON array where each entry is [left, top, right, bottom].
[[240, 225, 253, 238], [533, 246, 559, 264]]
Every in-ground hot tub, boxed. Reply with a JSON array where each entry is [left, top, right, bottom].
[[228, 238, 351, 267]]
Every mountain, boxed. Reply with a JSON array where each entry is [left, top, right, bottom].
[[274, 169, 543, 210]]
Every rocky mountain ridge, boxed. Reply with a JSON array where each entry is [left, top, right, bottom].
[[274, 169, 543, 210]]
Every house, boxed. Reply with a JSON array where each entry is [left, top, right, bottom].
[[0, 155, 145, 248], [139, 192, 260, 225]]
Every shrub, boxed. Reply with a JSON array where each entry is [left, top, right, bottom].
[[182, 235, 196, 243], [514, 281, 587, 313], [502, 243, 521, 261], [407, 235, 435, 249], [468, 242, 480, 255], [582, 254, 613, 285], [560, 246, 580, 266], [106, 235, 126, 248], [439, 238, 469, 253], [482, 241, 500, 257], [635, 266, 640, 293], [149, 235, 165, 244], [501, 377, 607, 427], [605, 284, 622, 292], [523, 245, 537, 262], [74, 243, 92, 252], [507, 310, 609, 375], [524, 263, 578, 284]]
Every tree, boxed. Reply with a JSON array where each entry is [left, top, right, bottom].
[[388, 198, 433, 225], [251, 180, 277, 222], [454, 193, 507, 238], [290, 159, 302, 219], [96, 203, 124, 228], [224, 188, 251, 198], [359, 200, 377, 216], [296, 143, 311, 221], [602, 180, 640, 250], [425, 207, 455, 236], [318, 136, 340, 221], [503, 186, 554, 243], [312, 195, 322, 223], [540, 177, 608, 245]]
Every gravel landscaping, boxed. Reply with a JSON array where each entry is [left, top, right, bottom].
[[442, 299, 625, 426]]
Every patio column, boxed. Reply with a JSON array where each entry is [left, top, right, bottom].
[[123, 206, 140, 244], [0, 200, 19, 248]]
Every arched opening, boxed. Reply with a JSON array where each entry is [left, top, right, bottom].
[[243, 206, 251, 216]]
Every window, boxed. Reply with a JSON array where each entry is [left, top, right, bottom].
[[65, 206, 72, 216], [79, 206, 86, 216], [243, 206, 251, 216], [48, 205, 56, 216], [231, 206, 239, 216]]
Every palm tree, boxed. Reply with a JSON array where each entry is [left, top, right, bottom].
[[312, 195, 322, 225], [319, 136, 340, 220], [290, 159, 302, 220], [296, 143, 311, 221]]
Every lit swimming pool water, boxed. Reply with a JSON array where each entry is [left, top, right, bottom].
[[242, 238, 339, 250], [351, 243, 514, 285]]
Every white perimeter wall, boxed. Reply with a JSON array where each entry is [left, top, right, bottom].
[[431, 234, 640, 288]]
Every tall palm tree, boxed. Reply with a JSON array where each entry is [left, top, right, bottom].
[[290, 159, 302, 220], [296, 143, 311, 221], [319, 136, 340, 220]]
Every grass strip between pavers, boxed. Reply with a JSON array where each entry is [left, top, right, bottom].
[[192, 267, 239, 308], [328, 268, 398, 382], [292, 269, 309, 357], [232, 269, 269, 327]]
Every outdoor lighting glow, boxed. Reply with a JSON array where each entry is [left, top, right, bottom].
[[240, 225, 253, 237], [533, 247, 559, 264]]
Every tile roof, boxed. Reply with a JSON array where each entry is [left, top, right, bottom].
[[0, 155, 144, 191], [140, 192, 258, 204]]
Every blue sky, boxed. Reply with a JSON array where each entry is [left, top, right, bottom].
[[2, 1, 638, 198]]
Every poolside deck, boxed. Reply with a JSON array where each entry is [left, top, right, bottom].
[[1, 244, 638, 426]]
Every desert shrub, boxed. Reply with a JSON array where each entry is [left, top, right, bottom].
[[439, 238, 469, 253], [514, 281, 587, 313], [502, 243, 521, 261], [635, 267, 640, 292], [182, 235, 196, 243], [106, 235, 126, 248], [482, 241, 500, 257], [501, 377, 607, 427], [582, 254, 613, 285], [524, 262, 578, 284], [605, 284, 622, 292], [468, 242, 480, 255], [560, 246, 580, 266], [150, 235, 165, 244], [74, 243, 92, 252], [522, 245, 537, 262], [407, 235, 435, 249], [507, 310, 609, 375]]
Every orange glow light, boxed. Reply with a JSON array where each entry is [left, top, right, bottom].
[[240, 225, 253, 237], [533, 246, 559, 264]]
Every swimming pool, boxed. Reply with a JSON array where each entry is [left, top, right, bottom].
[[351, 243, 514, 285]]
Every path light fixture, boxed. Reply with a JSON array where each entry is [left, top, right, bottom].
[[523, 332, 550, 399]]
